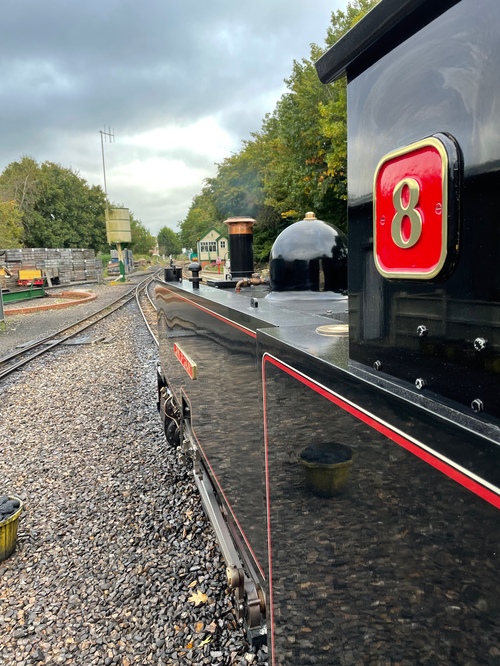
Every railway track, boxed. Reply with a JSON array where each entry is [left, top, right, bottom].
[[0, 273, 160, 381], [136, 275, 159, 345]]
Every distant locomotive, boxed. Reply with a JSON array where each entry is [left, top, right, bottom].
[[156, 1, 500, 664]]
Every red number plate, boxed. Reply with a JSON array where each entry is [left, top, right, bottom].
[[374, 137, 449, 279]]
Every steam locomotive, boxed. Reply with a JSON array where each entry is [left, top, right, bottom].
[[156, 0, 500, 663]]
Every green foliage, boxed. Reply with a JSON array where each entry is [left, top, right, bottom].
[[179, 188, 221, 252], [157, 225, 182, 257], [178, 0, 379, 253], [316, 0, 379, 201], [0, 157, 108, 250], [0, 157, 163, 255], [258, 55, 342, 222], [129, 213, 156, 254], [34, 162, 107, 249], [0, 200, 24, 247], [0, 156, 44, 243], [253, 206, 288, 263]]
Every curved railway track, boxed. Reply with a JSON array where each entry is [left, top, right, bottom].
[[136, 275, 159, 345], [0, 272, 160, 381]]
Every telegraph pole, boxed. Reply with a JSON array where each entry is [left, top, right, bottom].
[[99, 126, 114, 199]]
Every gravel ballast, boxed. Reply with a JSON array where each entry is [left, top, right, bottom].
[[0, 302, 266, 665], [0, 282, 136, 358]]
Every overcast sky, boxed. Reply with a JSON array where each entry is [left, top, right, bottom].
[[0, 0, 345, 236]]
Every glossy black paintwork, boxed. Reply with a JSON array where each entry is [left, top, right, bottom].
[[259, 328, 500, 498], [156, 283, 268, 576], [156, 281, 349, 579], [156, 276, 499, 661], [316, 0, 460, 83], [156, 271, 499, 666], [344, 0, 500, 419], [228, 234, 254, 278], [260, 345, 500, 665], [269, 218, 347, 293], [155, 1, 500, 662]]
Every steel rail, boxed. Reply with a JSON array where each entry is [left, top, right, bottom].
[[135, 276, 159, 346], [0, 274, 155, 381]]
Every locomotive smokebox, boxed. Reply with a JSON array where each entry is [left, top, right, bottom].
[[224, 217, 255, 279]]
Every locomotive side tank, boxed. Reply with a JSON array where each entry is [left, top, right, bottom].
[[156, 213, 348, 643], [157, 0, 500, 663]]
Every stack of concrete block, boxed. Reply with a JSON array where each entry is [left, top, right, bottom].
[[44, 249, 62, 282], [0, 247, 103, 287], [58, 249, 73, 285], [70, 249, 85, 282]]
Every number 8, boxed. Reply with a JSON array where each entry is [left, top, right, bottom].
[[391, 177, 423, 248]]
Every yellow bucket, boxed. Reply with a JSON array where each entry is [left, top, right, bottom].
[[0, 497, 24, 562]]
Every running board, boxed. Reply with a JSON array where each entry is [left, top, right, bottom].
[[191, 453, 266, 647]]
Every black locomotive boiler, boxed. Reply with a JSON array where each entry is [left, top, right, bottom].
[[156, 1, 500, 663]]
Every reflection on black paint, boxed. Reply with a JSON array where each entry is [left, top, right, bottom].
[[265, 363, 499, 665], [346, 0, 500, 417], [158, 289, 267, 575]]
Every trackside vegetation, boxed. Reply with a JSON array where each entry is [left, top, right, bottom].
[[178, 0, 379, 261], [0, 0, 378, 261]]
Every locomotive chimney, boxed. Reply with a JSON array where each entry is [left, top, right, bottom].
[[224, 217, 255, 279]]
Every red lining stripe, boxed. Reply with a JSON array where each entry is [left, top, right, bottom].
[[264, 354, 500, 508], [262, 353, 499, 665], [159, 286, 257, 338], [262, 361, 275, 663]]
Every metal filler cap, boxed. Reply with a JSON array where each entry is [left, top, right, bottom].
[[316, 324, 349, 337]]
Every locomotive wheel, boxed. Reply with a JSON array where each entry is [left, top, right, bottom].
[[165, 398, 177, 420], [166, 420, 180, 447]]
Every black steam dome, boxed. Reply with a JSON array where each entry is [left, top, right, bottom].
[[269, 212, 347, 292]]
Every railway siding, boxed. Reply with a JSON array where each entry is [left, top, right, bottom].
[[0, 283, 133, 358], [0, 305, 265, 665]]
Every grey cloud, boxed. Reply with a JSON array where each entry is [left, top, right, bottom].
[[0, 0, 340, 233], [1, 0, 335, 126]]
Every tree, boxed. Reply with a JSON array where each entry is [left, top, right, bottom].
[[317, 0, 380, 200], [129, 213, 156, 254], [0, 156, 43, 242], [252, 205, 288, 264], [0, 157, 108, 250], [157, 226, 181, 257], [179, 0, 379, 255], [31, 162, 108, 250], [0, 200, 23, 248], [179, 188, 221, 252]]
